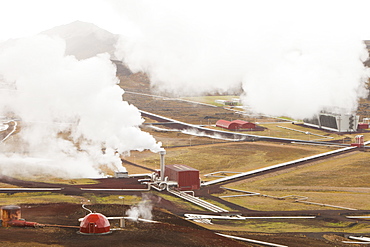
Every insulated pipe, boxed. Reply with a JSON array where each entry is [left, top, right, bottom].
[[159, 149, 166, 181], [8, 220, 43, 227]]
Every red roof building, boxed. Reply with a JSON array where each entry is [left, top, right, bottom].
[[216, 119, 256, 130], [79, 213, 111, 235], [215, 119, 232, 129], [231, 120, 256, 129]]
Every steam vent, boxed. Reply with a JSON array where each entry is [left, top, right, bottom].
[[1, 205, 21, 227], [79, 213, 111, 235]]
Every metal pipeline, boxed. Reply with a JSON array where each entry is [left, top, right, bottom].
[[7, 220, 79, 229], [8, 220, 44, 227]]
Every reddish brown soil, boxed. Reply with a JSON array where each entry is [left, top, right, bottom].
[[0, 203, 250, 247], [0, 175, 366, 246]]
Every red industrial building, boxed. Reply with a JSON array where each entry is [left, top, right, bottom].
[[164, 164, 200, 191], [216, 119, 256, 130], [232, 120, 256, 129]]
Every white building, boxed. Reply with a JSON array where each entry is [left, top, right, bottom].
[[303, 112, 359, 132]]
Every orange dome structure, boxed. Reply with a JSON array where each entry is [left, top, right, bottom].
[[79, 213, 111, 235]]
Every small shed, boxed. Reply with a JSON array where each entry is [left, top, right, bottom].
[[164, 164, 200, 191]]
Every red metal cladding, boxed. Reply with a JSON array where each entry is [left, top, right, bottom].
[[215, 120, 240, 130], [164, 164, 200, 191], [231, 120, 256, 129], [216, 119, 256, 130], [79, 213, 111, 235], [216, 119, 232, 129]]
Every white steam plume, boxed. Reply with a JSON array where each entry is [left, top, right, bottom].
[[0, 35, 161, 178], [112, 0, 370, 119], [126, 195, 153, 221]]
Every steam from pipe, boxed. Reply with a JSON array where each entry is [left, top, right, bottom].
[[111, 0, 370, 119], [0, 35, 162, 178], [126, 195, 153, 221]]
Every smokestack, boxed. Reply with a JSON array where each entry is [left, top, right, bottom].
[[159, 149, 166, 181]]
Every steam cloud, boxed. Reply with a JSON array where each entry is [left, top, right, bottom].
[[126, 195, 153, 221], [112, 0, 370, 119], [0, 35, 161, 178]]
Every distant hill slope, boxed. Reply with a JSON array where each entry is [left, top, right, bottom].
[[41, 20, 119, 60]]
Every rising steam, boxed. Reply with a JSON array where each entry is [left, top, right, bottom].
[[126, 194, 153, 221], [112, 0, 370, 119], [0, 35, 161, 178]]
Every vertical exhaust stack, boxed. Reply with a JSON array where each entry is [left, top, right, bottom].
[[159, 149, 166, 181]]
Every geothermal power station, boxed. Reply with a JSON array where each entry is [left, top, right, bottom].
[[1, 73, 370, 246], [1, 14, 370, 246]]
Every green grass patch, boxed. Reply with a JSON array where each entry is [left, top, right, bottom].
[[181, 95, 240, 106], [10, 177, 99, 185], [155, 192, 205, 211], [222, 151, 370, 210], [205, 218, 370, 233], [232, 152, 370, 188], [256, 122, 343, 141], [217, 194, 321, 211], [0, 192, 81, 205], [129, 141, 333, 177], [82, 193, 143, 205], [0, 182, 18, 188], [198, 197, 234, 211]]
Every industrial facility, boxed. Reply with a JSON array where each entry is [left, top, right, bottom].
[[150, 150, 201, 191], [303, 112, 362, 132]]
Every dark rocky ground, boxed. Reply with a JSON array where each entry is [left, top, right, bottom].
[[0, 203, 249, 247], [1, 176, 367, 246]]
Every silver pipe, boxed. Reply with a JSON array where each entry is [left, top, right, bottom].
[[81, 204, 92, 214]]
